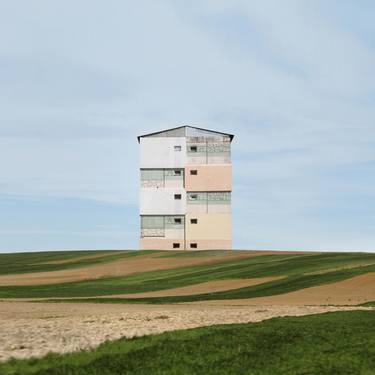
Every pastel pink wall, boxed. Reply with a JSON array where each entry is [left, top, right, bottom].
[[185, 165, 232, 192]]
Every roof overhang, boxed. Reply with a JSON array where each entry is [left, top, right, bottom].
[[137, 125, 234, 143]]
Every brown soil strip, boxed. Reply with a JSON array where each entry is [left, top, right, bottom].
[[100, 277, 282, 299], [189, 272, 375, 306], [0, 300, 369, 362], [0, 251, 260, 286], [34, 251, 122, 265], [305, 262, 375, 276]]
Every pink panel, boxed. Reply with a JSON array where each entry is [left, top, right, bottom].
[[185, 165, 232, 192]]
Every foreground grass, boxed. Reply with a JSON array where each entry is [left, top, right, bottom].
[[1, 252, 374, 301], [1, 311, 375, 375]]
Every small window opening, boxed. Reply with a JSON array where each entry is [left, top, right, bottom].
[[190, 170, 198, 175], [174, 218, 182, 224], [174, 170, 182, 176], [190, 146, 197, 152], [190, 243, 198, 249], [173, 243, 180, 249], [189, 194, 198, 200], [190, 218, 198, 224], [174, 145, 182, 151], [174, 194, 182, 200]]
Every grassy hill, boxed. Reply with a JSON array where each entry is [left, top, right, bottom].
[[0, 250, 374, 303]]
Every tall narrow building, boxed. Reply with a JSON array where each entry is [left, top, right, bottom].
[[138, 126, 234, 250]]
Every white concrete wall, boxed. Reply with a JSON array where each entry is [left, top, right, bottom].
[[140, 188, 186, 215], [140, 138, 186, 168]]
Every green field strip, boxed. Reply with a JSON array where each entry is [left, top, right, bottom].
[[1, 253, 374, 300], [0, 250, 158, 276], [0, 253, 300, 298], [1, 311, 375, 375], [48, 262, 375, 304]]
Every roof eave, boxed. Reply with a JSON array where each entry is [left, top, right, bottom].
[[137, 125, 234, 143]]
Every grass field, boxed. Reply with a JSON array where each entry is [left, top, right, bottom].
[[1, 250, 375, 373], [0, 250, 152, 276], [0, 251, 374, 301], [1, 310, 374, 375]]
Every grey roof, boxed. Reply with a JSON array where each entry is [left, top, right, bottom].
[[137, 125, 234, 143]]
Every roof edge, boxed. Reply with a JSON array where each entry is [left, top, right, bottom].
[[137, 125, 234, 143]]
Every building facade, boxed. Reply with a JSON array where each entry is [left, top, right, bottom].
[[138, 126, 234, 250]]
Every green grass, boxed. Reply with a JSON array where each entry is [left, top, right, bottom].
[[0, 252, 374, 300], [1, 311, 375, 375], [0, 250, 156, 276], [46, 262, 375, 304]]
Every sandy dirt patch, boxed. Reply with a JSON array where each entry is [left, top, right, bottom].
[[0, 251, 284, 286], [34, 251, 122, 265], [101, 277, 282, 298], [191, 272, 375, 306], [0, 300, 369, 362]]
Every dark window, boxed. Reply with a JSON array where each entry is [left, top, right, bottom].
[[174, 170, 182, 176], [174, 194, 182, 200], [189, 194, 198, 200], [190, 243, 198, 249], [174, 146, 181, 151], [173, 243, 180, 249], [190, 170, 198, 175], [190, 146, 197, 152], [190, 218, 198, 224], [174, 218, 182, 224]]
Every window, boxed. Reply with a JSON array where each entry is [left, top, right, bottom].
[[190, 218, 198, 224], [190, 243, 198, 249], [174, 170, 182, 176], [174, 146, 181, 151], [173, 243, 180, 249], [190, 170, 198, 175], [174, 218, 182, 224], [189, 194, 198, 200], [189, 146, 197, 152], [174, 194, 182, 200]]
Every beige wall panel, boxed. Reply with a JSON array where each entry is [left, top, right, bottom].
[[208, 204, 231, 213], [140, 239, 184, 250], [185, 165, 232, 192], [186, 213, 231, 240], [186, 240, 232, 250]]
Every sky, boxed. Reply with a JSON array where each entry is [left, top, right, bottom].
[[0, 0, 374, 252]]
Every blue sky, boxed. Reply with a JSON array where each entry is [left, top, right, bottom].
[[0, 1, 374, 252]]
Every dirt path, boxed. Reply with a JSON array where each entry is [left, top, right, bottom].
[[0, 300, 370, 362], [100, 277, 282, 298], [0, 251, 259, 286], [191, 272, 375, 306]]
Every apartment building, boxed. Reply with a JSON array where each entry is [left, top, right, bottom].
[[138, 125, 234, 250]]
